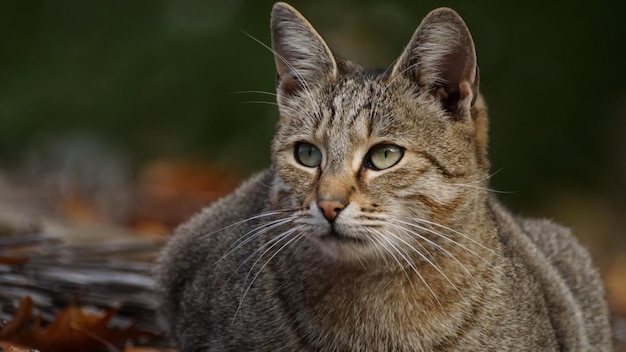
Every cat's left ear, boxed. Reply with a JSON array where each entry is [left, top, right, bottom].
[[391, 8, 479, 120], [271, 3, 338, 96]]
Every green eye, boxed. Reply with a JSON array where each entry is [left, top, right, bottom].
[[295, 142, 322, 168], [367, 144, 404, 170]]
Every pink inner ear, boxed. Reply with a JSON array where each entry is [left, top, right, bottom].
[[439, 46, 476, 97], [430, 45, 478, 117], [459, 81, 473, 102]]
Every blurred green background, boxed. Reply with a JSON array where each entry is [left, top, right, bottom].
[[0, 0, 624, 254]]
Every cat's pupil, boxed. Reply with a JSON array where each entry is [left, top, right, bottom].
[[295, 142, 322, 168], [368, 144, 404, 170]]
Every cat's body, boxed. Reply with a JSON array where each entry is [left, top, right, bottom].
[[156, 3, 612, 351]]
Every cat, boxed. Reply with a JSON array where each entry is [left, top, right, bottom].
[[155, 2, 613, 351]]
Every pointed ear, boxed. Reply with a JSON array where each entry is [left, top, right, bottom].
[[391, 8, 479, 120], [271, 2, 337, 95]]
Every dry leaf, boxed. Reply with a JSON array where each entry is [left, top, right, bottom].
[[0, 296, 155, 352], [0, 341, 38, 351]]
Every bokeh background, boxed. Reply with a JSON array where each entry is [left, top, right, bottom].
[[0, 0, 625, 341]]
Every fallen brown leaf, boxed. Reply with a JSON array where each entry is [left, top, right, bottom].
[[0, 296, 155, 352], [0, 341, 37, 351]]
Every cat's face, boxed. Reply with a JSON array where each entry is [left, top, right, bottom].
[[269, 3, 489, 262]]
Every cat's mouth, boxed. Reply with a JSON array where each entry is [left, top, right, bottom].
[[320, 230, 365, 244]]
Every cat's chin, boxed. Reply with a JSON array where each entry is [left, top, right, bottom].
[[310, 230, 379, 263]]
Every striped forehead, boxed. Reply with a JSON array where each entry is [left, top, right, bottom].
[[312, 80, 381, 170]]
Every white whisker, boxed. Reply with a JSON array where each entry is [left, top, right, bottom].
[[388, 221, 478, 296], [233, 226, 304, 323], [240, 100, 279, 106], [217, 216, 296, 265], [233, 90, 278, 97], [370, 228, 443, 308], [384, 227, 461, 299], [449, 182, 516, 194], [365, 228, 398, 273], [396, 218, 504, 277], [199, 209, 295, 241], [405, 218, 495, 256]]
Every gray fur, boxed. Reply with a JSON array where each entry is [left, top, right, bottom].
[[155, 3, 612, 351]]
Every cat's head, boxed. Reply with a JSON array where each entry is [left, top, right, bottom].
[[268, 2, 489, 262]]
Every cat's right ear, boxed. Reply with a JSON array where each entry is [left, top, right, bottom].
[[271, 2, 337, 95], [391, 8, 479, 120]]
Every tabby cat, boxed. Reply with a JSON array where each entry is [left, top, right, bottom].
[[156, 3, 612, 351]]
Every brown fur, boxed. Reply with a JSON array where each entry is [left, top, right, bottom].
[[155, 3, 612, 351]]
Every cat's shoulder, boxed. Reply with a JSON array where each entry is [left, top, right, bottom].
[[514, 216, 605, 295], [516, 217, 588, 263], [489, 196, 592, 266], [489, 196, 611, 348], [514, 213, 612, 349]]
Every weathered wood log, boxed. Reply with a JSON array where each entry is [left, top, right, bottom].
[[0, 202, 167, 347]]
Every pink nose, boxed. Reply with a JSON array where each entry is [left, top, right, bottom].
[[317, 200, 346, 222]]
